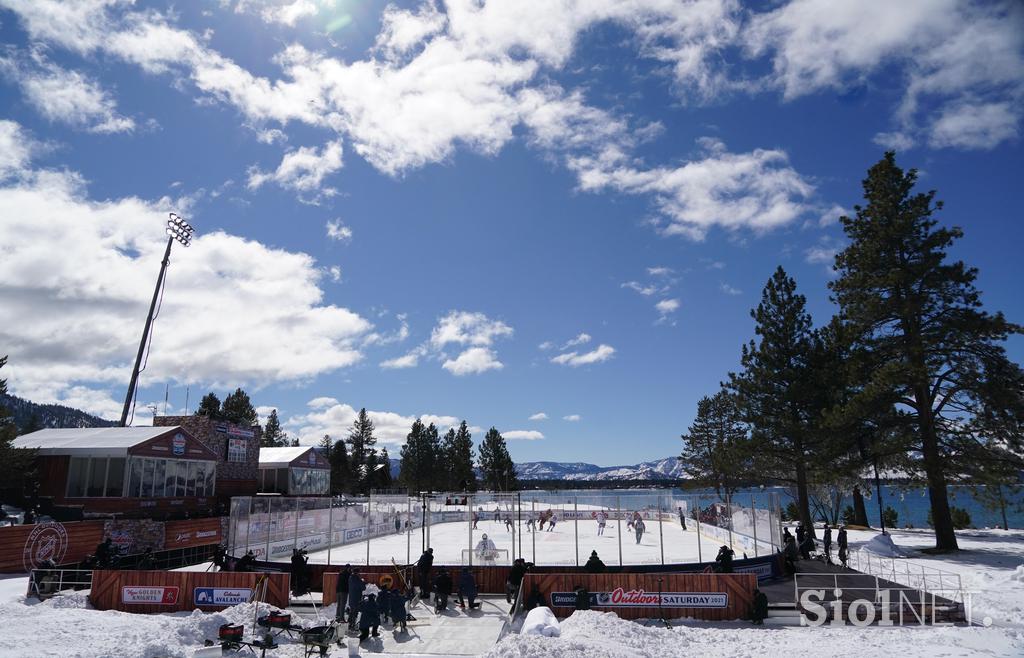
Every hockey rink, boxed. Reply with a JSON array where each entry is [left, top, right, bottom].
[[305, 517, 740, 566]]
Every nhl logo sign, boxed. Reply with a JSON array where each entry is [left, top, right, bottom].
[[22, 522, 69, 571]]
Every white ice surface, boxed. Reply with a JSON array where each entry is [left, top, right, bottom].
[[304, 518, 728, 566]]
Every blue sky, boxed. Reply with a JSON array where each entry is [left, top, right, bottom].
[[0, 0, 1021, 466]]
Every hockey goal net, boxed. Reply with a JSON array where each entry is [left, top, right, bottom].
[[460, 548, 510, 565]]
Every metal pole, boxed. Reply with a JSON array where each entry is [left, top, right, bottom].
[[406, 497, 411, 566], [751, 496, 759, 557], [616, 495, 623, 567], [264, 500, 271, 563], [517, 492, 522, 560], [246, 496, 252, 555], [120, 236, 173, 426], [725, 493, 734, 553], [327, 499, 334, 566], [658, 494, 665, 566], [468, 494, 474, 567], [511, 495, 516, 564], [695, 495, 702, 563], [574, 496, 579, 567], [531, 500, 536, 564], [365, 501, 371, 566], [873, 456, 887, 533], [293, 498, 300, 553]]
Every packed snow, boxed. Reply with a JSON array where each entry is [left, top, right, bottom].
[[1, 528, 1022, 656]]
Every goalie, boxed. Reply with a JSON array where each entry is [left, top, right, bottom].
[[475, 533, 498, 561]]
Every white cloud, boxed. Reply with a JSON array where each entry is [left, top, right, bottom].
[[0, 133, 371, 418], [745, 0, 1024, 150], [0, 120, 36, 177], [928, 101, 1020, 150], [528, 412, 548, 421], [572, 138, 815, 239], [326, 219, 353, 243], [621, 281, 660, 296], [561, 333, 591, 349], [247, 141, 343, 200], [656, 298, 681, 315], [873, 131, 915, 151], [442, 347, 503, 376], [327, 265, 342, 282], [551, 344, 615, 367], [805, 246, 837, 265], [537, 341, 554, 351], [503, 430, 544, 441], [431, 311, 513, 348], [563, 414, 581, 422], [286, 398, 460, 446], [647, 266, 674, 277], [0, 51, 135, 134], [380, 351, 421, 370], [816, 203, 850, 227], [719, 283, 742, 295]]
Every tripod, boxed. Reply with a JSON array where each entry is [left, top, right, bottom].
[[656, 577, 670, 628]]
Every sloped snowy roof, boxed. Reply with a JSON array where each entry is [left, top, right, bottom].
[[12, 426, 181, 458], [259, 446, 318, 468]]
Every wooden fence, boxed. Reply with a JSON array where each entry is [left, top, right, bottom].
[[0, 520, 106, 572], [521, 571, 757, 620], [89, 569, 290, 613]]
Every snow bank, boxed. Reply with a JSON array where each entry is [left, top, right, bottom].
[[862, 533, 909, 557], [521, 607, 560, 637]]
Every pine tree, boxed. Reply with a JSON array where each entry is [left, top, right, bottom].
[[318, 434, 332, 456], [679, 389, 753, 497], [478, 427, 517, 491], [221, 388, 258, 426], [0, 356, 36, 496], [346, 408, 377, 494], [20, 412, 43, 435], [329, 438, 351, 495], [729, 267, 823, 537], [399, 419, 426, 492], [195, 392, 221, 417], [422, 422, 441, 489], [450, 421, 477, 492], [262, 409, 285, 447], [377, 447, 393, 489], [830, 152, 1024, 550]]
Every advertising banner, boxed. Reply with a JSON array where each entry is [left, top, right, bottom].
[[551, 588, 728, 609], [194, 587, 251, 606], [122, 585, 179, 605]]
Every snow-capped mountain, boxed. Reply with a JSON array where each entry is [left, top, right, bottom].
[[516, 456, 685, 482], [387, 456, 685, 482]]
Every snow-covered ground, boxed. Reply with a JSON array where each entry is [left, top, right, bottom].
[[1, 527, 1021, 657], [305, 518, 735, 566]]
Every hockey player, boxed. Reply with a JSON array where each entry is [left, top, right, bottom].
[[547, 513, 558, 531], [525, 516, 536, 532], [504, 515, 514, 532], [678, 506, 687, 530], [634, 517, 646, 544], [596, 510, 608, 536], [472, 510, 480, 529], [475, 533, 497, 560]]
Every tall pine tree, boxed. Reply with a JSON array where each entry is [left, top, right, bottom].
[[729, 267, 823, 537], [329, 438, 351, 495], [0, 356, 35, 497], [346, 408, 377, 495], [478, 427, 517, 491], [221, 388, 258, 426], [830, 152, 1024, 550], [445, 421, 477, 492], [262, 409, 285, 447], [195, 392, 221, 417], [679, 389, 753, 497]]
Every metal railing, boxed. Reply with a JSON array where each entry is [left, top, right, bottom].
[[27, 569, 94, 600], [846, 549, 964, 605], [793, 571, 965, 624]]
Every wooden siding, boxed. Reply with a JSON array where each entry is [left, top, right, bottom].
[[521, 571, 756, 620], [0, 520, 106, 572], [89, 569, 290, 613], [163, 518, 224, 549]]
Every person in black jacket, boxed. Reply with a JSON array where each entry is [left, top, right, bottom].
[[573, 585, 591, 611], [358, 594, 381, 641], [750, 588, 768, 625], [715, 545, 734, 573], [837, 526, 849, 568], [416, 548, 434, 599], [584, 551, 606, 573], [290, 549, 309, 596], [235, 550, 256, 572], [799, 534, 815, 561], [213, 545, 226, 571], [457, 568, 478, 609], [433, 568, 453, 613], [347, 570, 366, 631], [336, 564, 352, 622], [94, 538, 113, 568], [506, 558, 530, 604]]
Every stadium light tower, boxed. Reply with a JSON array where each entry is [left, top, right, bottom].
[[119, 213, 195, 426]]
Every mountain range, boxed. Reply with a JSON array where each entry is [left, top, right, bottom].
[[386, 456, 684, 483]]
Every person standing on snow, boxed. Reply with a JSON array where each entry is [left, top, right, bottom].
[[634, 518, 646, 544], [822, 523, 833, 563], [596, 510, 608, 536], [336, 564, 352, 622], [347, 570, 366, 631], [837, 526, 849, 568], [416, 548, 434, 599]]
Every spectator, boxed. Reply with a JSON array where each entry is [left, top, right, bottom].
[[347, 570, 365, 631], [416, 548, 434, 599], [336, 564, 352, 622], [584, 551, 606, 573], [433, 568, 453, 613], [750, 588, 769, 625], [715, 545, 734, 573], [457, 568, 478, 609], [358, 593, 381, 641]]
